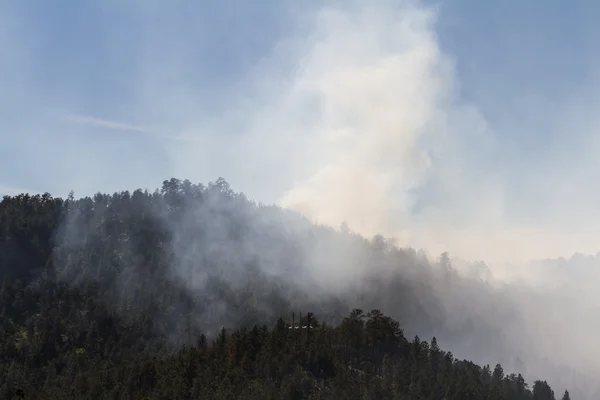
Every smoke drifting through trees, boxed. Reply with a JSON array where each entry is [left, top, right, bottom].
[[15, 178, 590, 399], [2, 1, 599, 398]]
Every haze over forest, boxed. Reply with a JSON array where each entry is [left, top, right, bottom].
[[2, 0, 600, 398], [0, 179, 587, 398]]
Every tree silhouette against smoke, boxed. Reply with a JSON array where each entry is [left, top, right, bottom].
[[0, 178, 590, 398]]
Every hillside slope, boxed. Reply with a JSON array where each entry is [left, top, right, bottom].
[[0, 178, 571, 398]]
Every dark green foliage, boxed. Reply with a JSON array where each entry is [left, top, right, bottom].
[[0, 178, 568, 398], [0, 302, 558, 399]]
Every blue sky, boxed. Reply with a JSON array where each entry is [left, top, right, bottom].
[[2, 0, 600, 264]]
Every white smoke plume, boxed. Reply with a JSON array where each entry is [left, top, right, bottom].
[[6, 0, 600, 397], [200, 0, 537, 267]]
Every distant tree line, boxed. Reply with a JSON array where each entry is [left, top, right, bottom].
[[0, 178, 571, 398]]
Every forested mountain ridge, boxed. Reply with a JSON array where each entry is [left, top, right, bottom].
[[0, 178, 572, 398]]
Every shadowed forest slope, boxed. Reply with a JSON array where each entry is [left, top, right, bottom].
[[0, 178, 577, 399]]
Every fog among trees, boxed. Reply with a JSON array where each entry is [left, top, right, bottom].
[[0, 178, 595, 398]]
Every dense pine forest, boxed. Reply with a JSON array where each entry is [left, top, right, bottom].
[[0, 178, 572, 399]]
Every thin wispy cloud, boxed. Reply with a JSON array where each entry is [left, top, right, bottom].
[[64, 114, 148, 133], [63, 113, 200, 143]]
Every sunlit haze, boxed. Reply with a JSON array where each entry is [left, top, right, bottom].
[[5, 2, 600, 398]]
